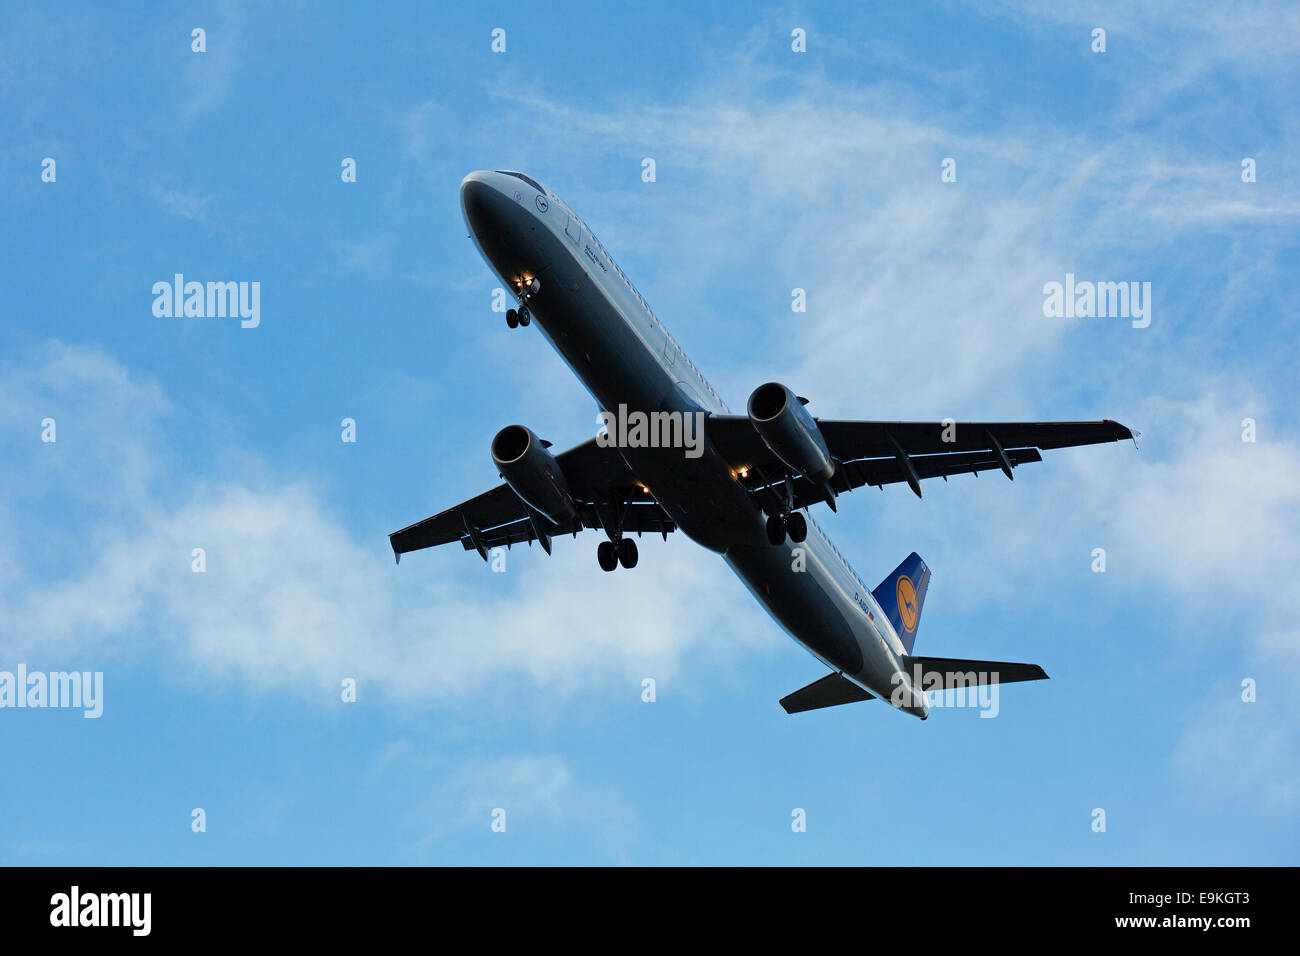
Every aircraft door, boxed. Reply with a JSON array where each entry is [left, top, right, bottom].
[[564, 214, 583, 246]]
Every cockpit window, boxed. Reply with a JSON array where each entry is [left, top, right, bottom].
[[495, 170, 546, 195]]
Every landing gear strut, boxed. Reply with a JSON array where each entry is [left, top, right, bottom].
[[507, 276, 540, 329], [595, 493, 639, 570], [765, 474, 808, 546]]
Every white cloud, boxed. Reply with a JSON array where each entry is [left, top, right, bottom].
[[372, 749, 642, 857], [444, 753, 634, 835], [0, 343, 769, 715], [150, 185, 217, 223]]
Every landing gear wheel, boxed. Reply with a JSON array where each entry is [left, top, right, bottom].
[[518, 308, 531, 327], [597, 540, 618, 572], [766, 513, 787, 546], [506, 308, 519, 329], [786, 512, 807, 543], [617, 537, 638, 569]]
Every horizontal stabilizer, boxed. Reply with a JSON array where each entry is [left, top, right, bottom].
[[780, 672, 874, 714], [900, 656, 1048, 691]]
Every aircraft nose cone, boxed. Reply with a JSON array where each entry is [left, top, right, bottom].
[[460, 171, 514, 247], [460, 171, 502, 238]]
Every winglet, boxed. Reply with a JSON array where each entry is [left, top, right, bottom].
[[1104, 418, 1139, 449]]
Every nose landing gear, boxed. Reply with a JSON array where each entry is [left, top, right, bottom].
[[507, 276, 540, 329]]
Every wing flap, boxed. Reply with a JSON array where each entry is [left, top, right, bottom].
[[458, 502, 677, 551], [390, 483, 525, 556], [836, 446, 1044, 491], [746, 447, 1044, 514]]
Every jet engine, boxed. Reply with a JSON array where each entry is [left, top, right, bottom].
[[746, 382, 835, 481], [490, 424, 578, 525]]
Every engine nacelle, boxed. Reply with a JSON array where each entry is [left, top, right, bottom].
[[746, 382, 835, 481], [490, 424, 577, 526]]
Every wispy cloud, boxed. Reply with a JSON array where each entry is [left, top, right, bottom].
[[150, 184, 218, 222], [411, 20, 1300, 808]]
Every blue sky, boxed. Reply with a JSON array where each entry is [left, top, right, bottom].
[[2, 1, 1297, 864]]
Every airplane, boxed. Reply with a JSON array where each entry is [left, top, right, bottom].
[[390, 169, 1136, 719]]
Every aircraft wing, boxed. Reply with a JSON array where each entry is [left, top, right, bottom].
[[708, 416, 1135, 507], [389, 436, 675, 561]]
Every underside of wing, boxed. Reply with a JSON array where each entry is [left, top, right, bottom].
[[449, 501, 676, 554], [814, 419, 1135, 457], [389, 436, 675, 561], [708, 415, 1134, 507], [389, 483, 522, 555]]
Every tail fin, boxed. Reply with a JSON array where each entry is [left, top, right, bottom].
[[872, 552, 931, 654]]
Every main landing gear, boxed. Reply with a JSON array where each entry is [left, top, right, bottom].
[[597, 538, 638, 572], [764, 473, 808, 546], [595, 495, 639, 571], [506, 276, 540, 329], [765, 511, 807, 546]]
